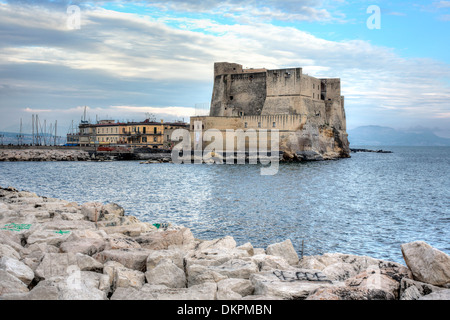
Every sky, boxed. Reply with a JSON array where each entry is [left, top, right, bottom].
[[0, 0, 449, 138]]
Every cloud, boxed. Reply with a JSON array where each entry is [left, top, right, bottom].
[[24, 107, 52, 113], [434, 1, 450, 9], [0, 1, 449, 135], [112, 105, 197, 118]]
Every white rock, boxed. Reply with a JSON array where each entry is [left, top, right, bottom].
[[81, 202, 103, 222], [250, 269, 334, 300], [27, 230, 72, 247], [0, 243, 21, 260], [35, 252, 103, 280], [187, 264, 228, 286], [104, 237, 141, 250], [146, 249, 186, 270], [114, 266, 146, 289], [60, 238, 106, 256], [103, 260, 125, 287], [217, 278, 254, 299], [401, 241, 450, 287], [237, 242, 254, 256], [266, 239, 299, 265], [196, 236, 237, 251], [209, 259, 259, 279], [0, 270, 29, 296], [94, 248, 152, 271], [145, 259, 186, 288], [111, 283, 217, 300], [0, 256, 34, 285], [419, 289, 450, 300], [1, 286, 59, 300], [251, 254, 294, 272], [102, 203, 125, 217], [400, 278, 445, 300], [185, 248, 249, 268]]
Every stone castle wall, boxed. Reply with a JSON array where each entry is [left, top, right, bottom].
[[194, 62, 350, 160]]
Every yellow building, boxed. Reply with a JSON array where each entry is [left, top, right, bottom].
[[123, 120, 165, 148]]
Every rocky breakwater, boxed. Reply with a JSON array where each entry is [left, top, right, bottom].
[[0, 149, 91, 161], [0, 186, 449, 300]]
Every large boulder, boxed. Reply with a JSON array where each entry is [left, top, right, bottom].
[[250, 269, 334, 300], [186, 264, 228, 286], [0, 256, 34, 285], [0, 243, 21, 260], [104, 236, 141, 250], [102, 203, 125, 217], [114, 266, 146, 290], [111, 283, 217, 300], [1, 286, 59, 300], [195, 236, 236, 251], [135, 227, 195, 250], [0, 270, 29, 296], [250, 254, 294, 272], [0, 230, 24, 252], [400, 278, 445, 300], [145, 259, 186, 288], [401, 241, 450, 287], [208, 259, 259, 279], [307, 261, 412, 300], [80, 202, 103, 222], [419, 289, 450, 300], [184, 248, 249, 268], [94, 248, 151, 272], [146, 248, 186, 271], [266, 239, 299, 265], [217, 278, 254, 300], [30, 271, 109, 300], [20, 243, 59, 271], [35, 252, 103, 280], [60, 238, 106, 256]]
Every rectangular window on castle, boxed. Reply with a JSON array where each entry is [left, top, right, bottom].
[[273, 122, 276, 128], [258, 122, 261, 128]]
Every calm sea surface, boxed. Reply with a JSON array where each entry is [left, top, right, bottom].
[[0, 146, 449, 264]]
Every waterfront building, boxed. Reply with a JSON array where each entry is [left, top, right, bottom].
[[67, 118, 188, 149]]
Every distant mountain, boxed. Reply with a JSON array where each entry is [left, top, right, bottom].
[[348, 126, 450, 147]]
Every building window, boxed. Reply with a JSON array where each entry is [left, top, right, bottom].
[[272, 122, 276, 128], [258, 122, 261, 128], [244, 122, 248, 128], [142, 137, 147, 143], [154, 127, 157, 134], [153, 137, 157, 142]]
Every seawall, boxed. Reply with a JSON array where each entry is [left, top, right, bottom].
[[0, 186, 449, 300]]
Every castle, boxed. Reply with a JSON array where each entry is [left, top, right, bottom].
[[190, 62, 350, 160]]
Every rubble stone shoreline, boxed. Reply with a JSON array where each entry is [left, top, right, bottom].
[[0, 186, 449, 300], [0, 149, 91, 162]]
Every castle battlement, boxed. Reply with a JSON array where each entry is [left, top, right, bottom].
[[190, 62, 350, 160]]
